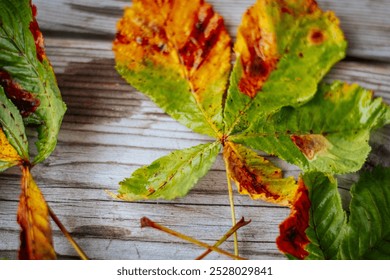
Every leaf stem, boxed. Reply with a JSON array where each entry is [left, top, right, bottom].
[[195, 217, 251, 260], [48, 206, 89, 260], [223, 155, 239, 256], [141, 217, 246, 260]]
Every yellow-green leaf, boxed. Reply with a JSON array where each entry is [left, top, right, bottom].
[[113, 0, 232, 138], [224, 0, 346, 134]]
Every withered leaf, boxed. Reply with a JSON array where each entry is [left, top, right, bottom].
[[18, 167, 56, 260], [223, 142, 296, 206]]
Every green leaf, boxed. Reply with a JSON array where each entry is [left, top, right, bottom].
[[223, 0, 347, 134], [0, 0, 66, 164], [0, 86, 29, 160], [117, 142, 221, 201], [339, 166, 390, 259], [113, 0, 232, 138], [232, 82, 390, 174], [303, 173, 346, 260], [277, 167, 390, 260]]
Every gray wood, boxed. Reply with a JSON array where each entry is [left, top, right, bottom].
[[34, 0, 390, 61], [0, 0, 389, 260]]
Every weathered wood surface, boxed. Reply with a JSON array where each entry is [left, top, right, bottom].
[[0, 0, 389, 260]]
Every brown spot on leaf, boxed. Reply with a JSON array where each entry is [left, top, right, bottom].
[[0, 71, 40, 117], [281, 6, 293, 15], [276, 178, 310, 259], [115, 31, 131, 45], [235, 3, 279, 98], [29, 3, 46, 62], [178, 4, 225, 71], [238, 56, 274, 98], [224, 144, 282, 202], [309, 29, 325, 45], [291, 134, 328, 160]]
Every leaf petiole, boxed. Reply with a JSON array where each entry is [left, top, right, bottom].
[[140, 217, 246, 260], [196, 217, 251, 260], [223, 154, 239, 256], [48, 206, 89, 260]]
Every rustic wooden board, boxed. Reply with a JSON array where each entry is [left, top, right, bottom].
[[33, 0, 390, 61], [0, 0, 389, 260]]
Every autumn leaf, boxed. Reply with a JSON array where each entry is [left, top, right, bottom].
[[223, 142, 296, 206], [277, 166, 390, 260], [17, 167, 56, 260], [113, 0, 231, 138], [223, 0, 346, 134], [114, 0, 388, 202], [0, 86, 29, 162], [0, 128, 22, 171], [231, 82, 390, 173], [117, 142, 220, 200], [113, 0, 389, 258], [0, 1, 70, 260], [0, 0, 66, 164]]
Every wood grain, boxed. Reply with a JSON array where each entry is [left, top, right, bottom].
[[33, 0, 390, 61], [0, 0, 389, 260]]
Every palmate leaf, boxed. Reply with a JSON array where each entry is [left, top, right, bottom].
[[232, 82, 390, 174], [113, 0, 389, 206], [0, 0, 66, 164], [277, 167, 390, 260]]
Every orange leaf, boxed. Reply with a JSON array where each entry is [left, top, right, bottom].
[[223, 142, 297, 206], [17, 167, 56, 260]]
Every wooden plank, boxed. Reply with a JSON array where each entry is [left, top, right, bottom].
[[34, 0, 390, 61], [1, 1, 390, 260], [43, 38, 390, 103]]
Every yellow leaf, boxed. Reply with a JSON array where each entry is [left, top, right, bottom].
[[17, 167, 56, 260], [0, 128, 21, 169]]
